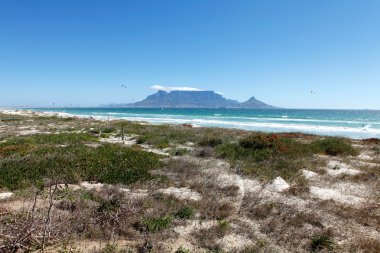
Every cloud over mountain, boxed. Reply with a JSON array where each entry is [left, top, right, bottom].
[[150, 85, 203, 92]]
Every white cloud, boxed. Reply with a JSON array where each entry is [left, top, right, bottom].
[[150, 85, 203, 92]]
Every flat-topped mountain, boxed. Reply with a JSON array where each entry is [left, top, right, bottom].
[[109, 90, 275, 109]]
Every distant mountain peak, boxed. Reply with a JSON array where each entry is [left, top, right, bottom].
[[240, 96, 274, 109], [107, 90, 275, 109]]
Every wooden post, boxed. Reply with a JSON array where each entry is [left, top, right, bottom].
[[122, 124, 125, 142]]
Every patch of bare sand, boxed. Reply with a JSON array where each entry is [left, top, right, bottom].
[[157, 187, 202, 201], [325, 160, 362, 176], [309, 186, 364, 205], [216, 233, 253, 251], [0, 192, 14, 200]]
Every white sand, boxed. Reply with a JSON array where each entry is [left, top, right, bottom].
[[326, 160, 362, 176], [217, 234, 253, 251], [310, 186, 363, 205], [0, 192, 14, 200], [302, 169, 318, 179], [158, 187, 202, 201]]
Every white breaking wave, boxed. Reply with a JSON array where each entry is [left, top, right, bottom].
[[114, 116, 380, 135], [29, 109, 380, 139]]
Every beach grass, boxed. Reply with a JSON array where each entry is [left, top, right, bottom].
[[0, 138, 162, 190]]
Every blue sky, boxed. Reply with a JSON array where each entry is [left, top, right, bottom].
[[1, 0, 379, 109]]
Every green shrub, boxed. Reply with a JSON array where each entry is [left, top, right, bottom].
[[0, 143, 162, 190], [170, 148, 188, 156], [97, 197, 121, 213], [372, 145, 380, 154], [142, 216, 173, 232], [311, 137, 357, 156], [98, 244, 118, 253], [100, 133, 111, 138], [216, 133, 310, 180], [0, 133, 98, 146], [101, 127, 116, 134], [175, 246, 191, 253], [311, 233, 334, 252], [218, 219, 230, 230], [198, 136, 223, 147], [175, 206, 194, 219]]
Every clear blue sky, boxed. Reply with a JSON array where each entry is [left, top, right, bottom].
[[1, 0, 379, 109]]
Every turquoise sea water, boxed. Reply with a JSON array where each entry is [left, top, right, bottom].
[[33, 108, 380, 139]]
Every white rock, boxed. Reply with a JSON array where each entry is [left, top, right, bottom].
[[158, 187, 202, 201], [302, 169, 318, 179], [265, 177, 290, 192], [0, 192, 14, 200]]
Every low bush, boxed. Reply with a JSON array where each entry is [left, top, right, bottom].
[[175, 246, 191, 253], [142, 216, 173, 232], [216, 133, 309, 180], [97, 197, 121, 213], [170, 148, 188, 156], [311, 137, 357, 156], [0, 143, 162, 190], [310, 233, 334, 252], [217, 219, 230, 230], [101, 126, 116, 134], [0, 133, 98, 146], [198, 136, 223, 147], [175, 206, 194, 219]]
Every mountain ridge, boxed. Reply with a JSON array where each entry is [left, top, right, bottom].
[[108, 90, 275, 109]]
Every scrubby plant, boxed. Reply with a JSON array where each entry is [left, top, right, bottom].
[[97, 197, 121, 213], [170, 148, 188, 156], [372, 145, 380, 154], [198, 136, 223, 147], [0, 133, 98, 146], [0, 142, 162, 190], [175, 246, 191, 253], [217, 219, 230, 230], [175, 206, 194, 219], [311, 137, 357, 156], [98, 244, 118, 253], [311, 233, 334, 252], [195, 147, 214, 157], [101, 126, 116, 134], [142, 216, 173, 232]]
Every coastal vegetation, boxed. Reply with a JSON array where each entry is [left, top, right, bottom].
[[0, 111, 379, 252]]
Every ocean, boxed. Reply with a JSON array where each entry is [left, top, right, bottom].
[[32, 108, 380, 139]]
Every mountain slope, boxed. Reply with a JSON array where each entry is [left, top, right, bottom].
[[110, 90, 275, 109], [239, 96, 275, 109]]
